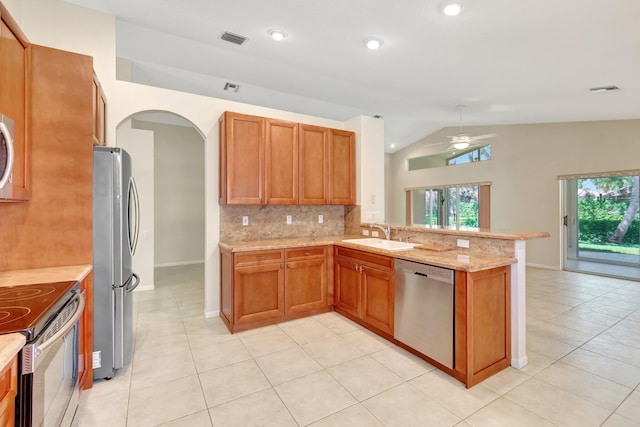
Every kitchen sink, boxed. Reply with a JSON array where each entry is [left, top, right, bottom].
[[341, 238, 418, 252]]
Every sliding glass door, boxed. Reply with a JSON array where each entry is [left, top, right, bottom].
[[563, 174, 640, 277]]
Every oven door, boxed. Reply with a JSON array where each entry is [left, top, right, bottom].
[[20, 291, 85, 427], [0, 115, 15, 199]]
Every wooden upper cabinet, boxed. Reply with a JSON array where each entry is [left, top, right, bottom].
[[92, 73, 106, 146], [298, 124, 329, 204], [265, 118, 298, 205], [329, 129, 356, 205], [0, 10, 30, 202], [219, 111, 265, 204]]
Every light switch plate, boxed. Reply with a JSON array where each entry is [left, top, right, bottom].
[[242, 216, 249, 226], [318, 214, 324, 224]]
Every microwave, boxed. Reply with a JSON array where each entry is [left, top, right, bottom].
[[0, 114, 15, 199]]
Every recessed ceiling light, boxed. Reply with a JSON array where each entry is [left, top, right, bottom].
[[390, 144, 396, 148], [442, 3, 463, 16], [224, 82, 240, 92], [267, 29, 288, 41], [365, 38, 383, 50]]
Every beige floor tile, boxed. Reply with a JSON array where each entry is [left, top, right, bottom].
[[133, 331, 191, 362], [130, 348, 197, 390], [561, 348, 640, 388], [274, 370, 358, 426], [505, 377, 610, 427], [84, 366, 132, 400], [526, 299, 572, 320], [239, 327, 298, 357], [327, 355, 404, 401], [208, 388, 297, 427], [157, 410, 213, 426], [235, 324, 281, 338], [545, 311, 610, 336], [409, 370, 499, 419], [603, 414, 640, 427], [308, 403, 384, 427], [182, 313, 230, 334], [582, 336, 640, 368], [526, 330, 576, 360], [279, 317, 338, 345], [362, 383, 460, 427], [369, 346, 435, 381], [479, 367, 530, 395], [76, 389, 129, 427], [519, 350, 556, 376], [341, 329, 391, 354], [616, 390, 640, 423], [255, 346, 322, 385], [535, 362, 632, 411], [561, 305, 622, 327], [302, 335, 365, 368], [191, 337, 253, 372], [314, 312, 362, 335], [464, 397, 556, 427], [599, 319, 640, 349], [199, 359, 271, 407], [186, 327, 238, 348], [136, 317, 186, 338], [127, 375, 207, 427], [581, 301, 636, 318], [528, 319, 593, 347]]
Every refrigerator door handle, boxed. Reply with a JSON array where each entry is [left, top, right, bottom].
[[128, 176, 140, 256], [125, 273, 140, 293]]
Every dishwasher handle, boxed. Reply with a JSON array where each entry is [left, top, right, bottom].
[[395, 259, 454, 284]]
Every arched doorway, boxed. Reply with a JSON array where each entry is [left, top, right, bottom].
[[116, 111, 206, 312]]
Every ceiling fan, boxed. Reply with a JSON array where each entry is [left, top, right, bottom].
[[427, 105, 497, 151]]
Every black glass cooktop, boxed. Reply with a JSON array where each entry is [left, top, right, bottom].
[[0, 281, 79, 341]]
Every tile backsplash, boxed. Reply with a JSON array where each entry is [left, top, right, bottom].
[[220, 205, 360, 241]]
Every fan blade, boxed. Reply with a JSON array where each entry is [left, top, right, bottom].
[[469, 133, 497, 141]]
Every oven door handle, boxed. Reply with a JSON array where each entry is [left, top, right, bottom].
[[36, 291, 85, 356]]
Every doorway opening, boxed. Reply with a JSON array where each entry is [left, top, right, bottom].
[[563, 173, 640, 280]]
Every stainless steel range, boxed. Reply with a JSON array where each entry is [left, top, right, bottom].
[[0, 281, 85, 427]]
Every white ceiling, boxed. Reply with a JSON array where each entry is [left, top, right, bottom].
[[65, 0, 640, 152]]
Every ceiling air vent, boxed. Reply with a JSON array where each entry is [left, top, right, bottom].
[[224, 83, 240, 92], [589, 85, 620, 93], [221, 31, 248, 45]]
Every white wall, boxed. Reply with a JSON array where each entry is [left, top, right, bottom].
[[117, 121, 155, 291], [133, 120, 205, 267], [387, 119, 640, 269]]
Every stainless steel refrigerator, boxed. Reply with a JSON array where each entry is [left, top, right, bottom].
[[93, 146, 140, 380]]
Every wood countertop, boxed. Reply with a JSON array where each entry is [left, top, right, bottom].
[[220, 236, 517, 272], [0, 264, 92, 287], [0, 333, 26, 370]]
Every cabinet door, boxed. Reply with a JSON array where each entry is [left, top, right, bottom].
[[92, 73, 106, 146], [285, 257, 327, 314], [334, 256, 360, 317], [361, 265, 394, 335], [234, 263, 284, 326], [299, 124, 329, 204], [220, 112, 265, 204], [265, 119, 298, 204], [329, 129, 355, 205], [0, 19, 29, 201]]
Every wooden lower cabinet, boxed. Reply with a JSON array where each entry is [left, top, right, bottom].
[[78, 272, 94, 390], [220, 246, 331, 332], [334, 246, 394, 335], [453, 266, 511, 388], [0, 355, 17, 426]]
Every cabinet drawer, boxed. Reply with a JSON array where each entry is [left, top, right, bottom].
[[334, 246, 393, 271], [285, 246, 326, 261], [234, 250, 283, 267]]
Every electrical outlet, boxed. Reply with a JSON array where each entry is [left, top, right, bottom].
[[318, 214, 324, 224], [286, 215, 292, 225], [362, 229, 370, 236], [371, 230, 379, 237], [242, 216, 249, 226], [457, 239, 470, 248]]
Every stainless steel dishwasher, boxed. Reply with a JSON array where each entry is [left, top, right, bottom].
[[394, 259, 455, 368]]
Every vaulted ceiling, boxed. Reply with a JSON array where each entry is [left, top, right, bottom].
[[65, 0, 640, 152]]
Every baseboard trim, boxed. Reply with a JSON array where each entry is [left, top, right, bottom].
[[154, 260, 205, 268], [205, 310, 220, 318], [511, 355, 529, 369], [526, 263, 560, 270]]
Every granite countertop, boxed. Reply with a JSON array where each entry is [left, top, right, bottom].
[[0, 264, 93, 287], [220, 236, 517, 272], [0, 333, 26, 370]]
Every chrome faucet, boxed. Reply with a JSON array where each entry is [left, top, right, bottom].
[[370, 223, 391, 240]]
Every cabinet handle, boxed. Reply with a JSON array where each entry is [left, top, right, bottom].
[[287, 263, 292, 268]]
